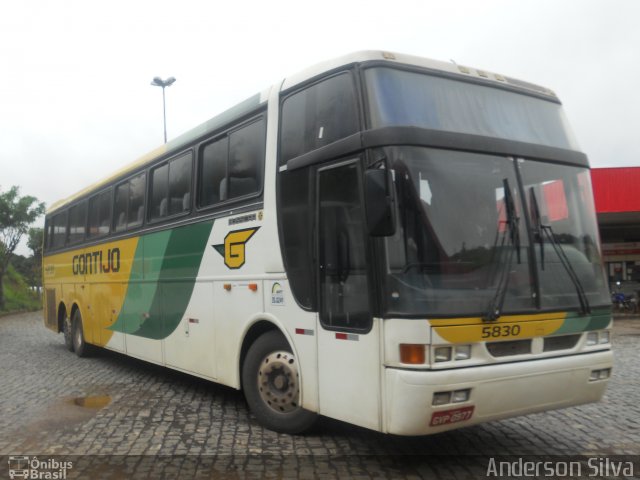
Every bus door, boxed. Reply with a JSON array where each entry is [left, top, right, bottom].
[[315, 160, 382, 431]]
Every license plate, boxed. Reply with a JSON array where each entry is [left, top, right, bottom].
[[430, 406, 475, 427]]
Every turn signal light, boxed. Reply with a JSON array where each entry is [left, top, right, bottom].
[[399, 344, 426, 364]]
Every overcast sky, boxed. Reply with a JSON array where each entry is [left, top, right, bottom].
[[1, 0, 639, 254]]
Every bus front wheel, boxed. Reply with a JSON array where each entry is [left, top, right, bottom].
[[242, 331, 317, 434]]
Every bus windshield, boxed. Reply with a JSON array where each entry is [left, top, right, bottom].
[[365, 67, 578, 150], [382, 147, 610, 317]]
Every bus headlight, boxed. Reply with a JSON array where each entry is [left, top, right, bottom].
[[434, 347, 452, 362], [586, 332, 599, 346], [455, 345, 472, 360], [433, 392, 451, 405], [599, 331, 610, 344]]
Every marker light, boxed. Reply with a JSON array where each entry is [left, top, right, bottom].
[[400, 344, 426, 364], [434, 347, 452, 363], [599, 331, 610, 344]]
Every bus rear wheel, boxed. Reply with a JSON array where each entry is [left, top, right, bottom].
[[242, 330, 317, 434], [63, 316, 74, 352], [71, 310, 94, 358]]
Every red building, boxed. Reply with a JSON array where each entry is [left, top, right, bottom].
[[591, 167, 640, 285]]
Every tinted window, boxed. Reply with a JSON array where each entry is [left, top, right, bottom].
[[199, 137, 227, 206], [198, 117, 265, 208], [168, 153, 192, 215], [150, 164, 169, 220], [227, 120, 264, 200], [51, 212, 67, 248], [114, 173, 146, 231], [128, 174, 145, 228], [365, 67, 578, 150], [68, 202, 87, 244], [280, 73, 359, 163], [88, 189, 111, 238]]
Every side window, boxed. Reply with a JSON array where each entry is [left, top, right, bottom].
[[280, 73, 359, 163], [68, 202, 87, 244], [150, 152, 192, 221], [198, 116, 265, 208], [199, 137, 228, 207], [51, 212, 67, 249], [128, 174, 145, 229], [169, 153, 192, 215], [114, 173, 146, 232], [227, 120, 264, 200], [150, 164, 169, 220], [88, 189, 111, 238]]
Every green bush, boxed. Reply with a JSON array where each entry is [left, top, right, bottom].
[[1, 264, 42, 313]]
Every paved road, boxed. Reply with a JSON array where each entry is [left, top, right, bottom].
[[1, 311, 638, 479]]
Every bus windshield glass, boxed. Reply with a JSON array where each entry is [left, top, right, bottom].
[[382, 147, 610, 317], [365, 67, 578, 150]]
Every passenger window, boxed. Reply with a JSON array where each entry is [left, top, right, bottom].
[[198, 117, 265, 208], [150, 152, 192, 221], [68, 202, 87, 244], [114, 173, 146, 231], [88, 189, 111, 238], [51, 212, 67, 248], [280, 73, 359, 163], [226, 120, 264, 200], [169, 153, 192, 215], [199, 137, 228, 207]]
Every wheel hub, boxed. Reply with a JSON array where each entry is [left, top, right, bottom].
[[257, 351, 300, 413]]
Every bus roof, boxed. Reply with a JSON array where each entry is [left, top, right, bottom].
[[47, 50, 556, 215]]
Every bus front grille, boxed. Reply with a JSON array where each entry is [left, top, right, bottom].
[[486, 339, 532, 357]]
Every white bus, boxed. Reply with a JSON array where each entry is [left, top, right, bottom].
[[43, 51, 613, 435]]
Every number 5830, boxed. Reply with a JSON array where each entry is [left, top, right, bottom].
[[481, 324, 521, 339]]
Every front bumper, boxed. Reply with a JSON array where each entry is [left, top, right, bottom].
[[384, 349, 612, 435]]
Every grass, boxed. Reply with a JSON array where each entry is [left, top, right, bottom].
[[0, 263, 42, 314]]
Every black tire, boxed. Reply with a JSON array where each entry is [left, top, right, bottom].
[[63, 315, 74, 352], [242, 330, 317, 434], [71, 310, 94, 358]]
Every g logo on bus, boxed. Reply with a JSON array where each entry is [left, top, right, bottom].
[[213, 227, 260, 269]]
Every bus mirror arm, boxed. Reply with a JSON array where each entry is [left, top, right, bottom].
[[364, 169, 397, 237]]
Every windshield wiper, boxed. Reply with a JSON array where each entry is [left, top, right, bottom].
[[483, 179, 520, 322], [529, 188, 591, 315]]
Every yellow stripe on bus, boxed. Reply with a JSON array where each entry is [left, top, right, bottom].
[[43, 237, 140, 347], [428, 311, 567, 327], [433, 318, 565, 344]]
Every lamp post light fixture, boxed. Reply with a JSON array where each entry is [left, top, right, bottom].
[[150, 76, 176, 143]]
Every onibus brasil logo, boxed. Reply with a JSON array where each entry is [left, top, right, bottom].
[[8, 456, 72, 479], [213, 227, 260, 269]]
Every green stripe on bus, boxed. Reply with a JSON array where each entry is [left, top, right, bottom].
[[553, 307, 611, 335], [108, 230, 172, 334], [134, 221, 213, 339]]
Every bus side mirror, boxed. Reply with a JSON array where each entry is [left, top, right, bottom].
[[364, 169, 396, 237]]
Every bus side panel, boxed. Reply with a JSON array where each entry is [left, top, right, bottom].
[[263, 279, 320, 413]]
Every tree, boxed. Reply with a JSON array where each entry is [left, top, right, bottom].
[[0, 186, 45, 310], [27, 227, 44, 288]]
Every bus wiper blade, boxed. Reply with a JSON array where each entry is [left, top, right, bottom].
[[528, 188, 544, 269], [483, 179, 519, 322], [540, 223, 591, 315]]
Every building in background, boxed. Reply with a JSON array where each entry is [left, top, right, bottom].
[[591, 167, 640, 292]]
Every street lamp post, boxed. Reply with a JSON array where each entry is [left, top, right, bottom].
[[150, 76, 176, 143]]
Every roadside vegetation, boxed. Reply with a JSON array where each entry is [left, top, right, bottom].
[[0, 186, 45, 314]]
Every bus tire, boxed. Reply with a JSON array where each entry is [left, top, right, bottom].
[[71, 310, 94, 358], [63, 316, 74, 352], [242, 330, 317, 434]]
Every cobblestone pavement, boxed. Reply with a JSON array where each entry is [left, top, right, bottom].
[[0, 312, 639, 479]]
